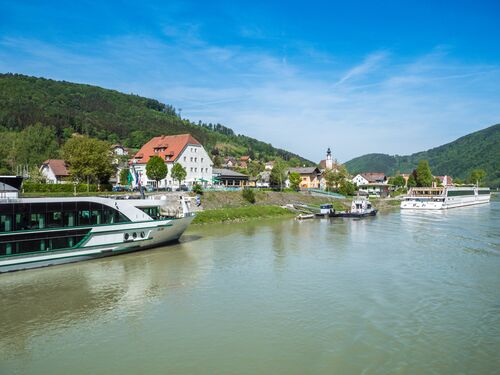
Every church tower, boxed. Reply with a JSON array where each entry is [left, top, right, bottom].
[[326, 147, 333, 170]]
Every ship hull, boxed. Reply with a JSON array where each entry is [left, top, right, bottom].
[[0, 215, 194, 273]]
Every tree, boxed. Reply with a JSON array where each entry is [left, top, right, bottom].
[[270, 158, 287, 190], [3, 123, 59, 171], [289, 171, 301, 190], [415, 160, 433, 187], [468, 169, 486, 186], [62, 135, 115, 188], [338, 180, 356, 196], [323, 165, 348, 191], [407, 174, 417, 187], [27, 166, 46, 183], [146, 156, 168, 190], [434, 177, 442, 187], [171, 163, 187, 187], [388, 175, 406, 188], [119, 168, 129, 185]]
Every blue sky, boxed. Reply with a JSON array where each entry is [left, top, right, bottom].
[[1, 0, 499, 162]]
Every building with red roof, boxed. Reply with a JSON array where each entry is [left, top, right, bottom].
[[130, 134, 213, 188], [40, 160, 70, 184]]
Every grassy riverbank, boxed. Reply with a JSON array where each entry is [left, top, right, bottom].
[[192, 205, 295, 224]]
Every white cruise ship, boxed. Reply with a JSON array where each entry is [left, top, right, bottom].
[[0, 196, 195, 273], [401, 186, 490, 210]]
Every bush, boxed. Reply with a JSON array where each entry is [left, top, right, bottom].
[[192, 183, 203, 195], [23, 182, 107, 193], [241, 188, 256, 204]]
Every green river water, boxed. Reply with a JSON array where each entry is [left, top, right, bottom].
[[1, 198, 499, 374]]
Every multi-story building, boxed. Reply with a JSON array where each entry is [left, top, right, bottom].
[[130, 134, 213, 188]]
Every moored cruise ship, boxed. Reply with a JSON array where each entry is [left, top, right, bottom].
[[401, 186, 490, 210], [0, 196, 195, 273]]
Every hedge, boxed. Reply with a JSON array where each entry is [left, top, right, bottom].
[[23, 182, 111, 193]]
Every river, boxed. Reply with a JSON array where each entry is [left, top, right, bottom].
[[1, 198, 499, 374]]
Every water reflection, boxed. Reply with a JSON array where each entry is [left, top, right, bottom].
[[0, 244, 207, 357]]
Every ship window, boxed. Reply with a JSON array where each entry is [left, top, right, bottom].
[[0, 214, 13, 232], [78, 210, 91, 226], [46, 212, 63, 228]]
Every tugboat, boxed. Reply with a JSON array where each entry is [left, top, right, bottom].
[[329, 197, 377, 218]]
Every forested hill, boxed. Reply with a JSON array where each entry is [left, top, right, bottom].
[[345, 123, 500, 187], [0, 73, 313, 165]]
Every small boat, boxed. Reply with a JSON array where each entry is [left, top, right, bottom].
[[315, 203, 335, 217], [329, 197, 377, 218], [296, 213, 315, 220]]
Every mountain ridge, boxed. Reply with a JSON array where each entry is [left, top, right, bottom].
[[345, 124, 500, 186], [0, 73, 313, 166]]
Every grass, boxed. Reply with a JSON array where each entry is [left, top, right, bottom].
[[192, 205, 294, 224]]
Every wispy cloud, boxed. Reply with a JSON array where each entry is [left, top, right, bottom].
[[335, 51, 387, 86]]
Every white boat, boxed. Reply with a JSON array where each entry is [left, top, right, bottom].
[[400, 186, 490, 210], [296, 213, 315, 220], [0, 196, 195, 272], [330, 197, 377, 218]]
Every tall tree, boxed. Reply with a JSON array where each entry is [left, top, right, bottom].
[[388, 175, 406, 188], [407, 174, 417, 187], [270, 158, 287, 190], [146, 156, 168, 190], [289, 171, 301, 190], [62, 135, 115, 186], [119, 168, 129, 185], [415, 160, 433, 187], [468, 169, 486, 185], [171, 163, 187, 187]]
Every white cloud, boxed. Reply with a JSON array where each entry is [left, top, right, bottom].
[[1, 35, 499, 163]]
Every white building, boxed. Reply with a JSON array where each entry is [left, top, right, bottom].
[[130, 134, 213, 188], [40, 160, 70, 184], [351, 174, 369, 186]]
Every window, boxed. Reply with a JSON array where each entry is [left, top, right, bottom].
[[194, 157, 197, 162], [201, 158, 204, 163], [184, 156, 186, 161], [190, 157, 193, 162], [194, 168, 197, 172], [190, 167, 193, 172]]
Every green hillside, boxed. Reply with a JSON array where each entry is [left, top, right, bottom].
[[0, 73, 313, 171], [345, 124, 500, 187]]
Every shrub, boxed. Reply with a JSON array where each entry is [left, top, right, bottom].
[[22, 182, 106, 193], [192, 183, 204, 195], [241, 188, 256, 204]]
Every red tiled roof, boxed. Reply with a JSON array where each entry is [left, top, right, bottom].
[[240, 155, 250, 161], [131, 134, 201, 164], [361, 172, 386, 182], [42, 159, 70, 177]]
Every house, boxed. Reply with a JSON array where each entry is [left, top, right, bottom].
[[287, 167, 322, 189], [240, 155, 251, 163], [40, 160, 70, 184], [358, 172, 387, 184], [256, 171, 271, 188], [435, 175, 453, 186], [358, 183, 392, 198], [130, 134, 213, 188], [264, 161, 275, 171], [352, 174, 369, 186], [212, 168, 249, 188], [111, 144, 130, 156], [223, 157, 237, 168]]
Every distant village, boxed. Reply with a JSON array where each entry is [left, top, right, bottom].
[[2, 132, 455, 199]]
